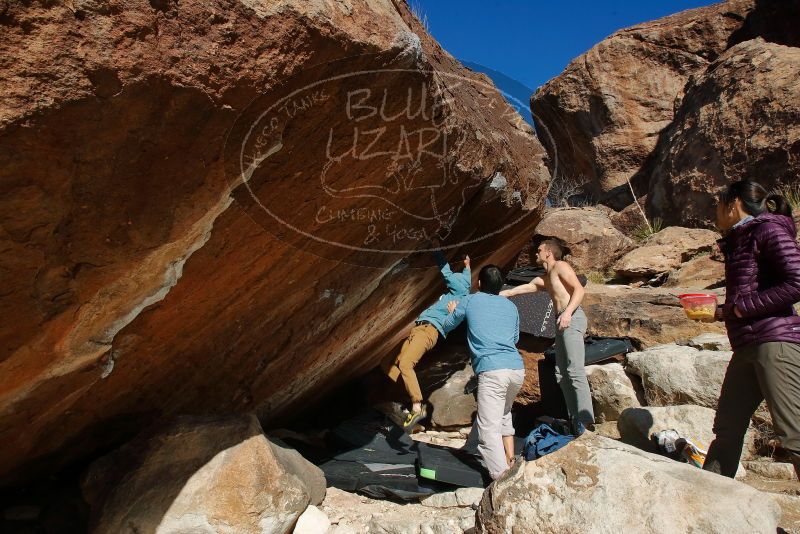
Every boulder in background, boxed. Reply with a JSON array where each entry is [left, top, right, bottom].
[[534, 207, 633, 272]]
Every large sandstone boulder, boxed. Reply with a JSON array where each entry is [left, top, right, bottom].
[[585, 362, 642, 423], [609, 195, 649, 236], [530, 1, 753, 204], [531, 0, 799, 209], [663, 254, 725, 289], [648, 39, 800, 227], [582, 284, 725, 348], [617, 405, 757, 460], [475, 433, 779, 533], [81, 414, 324, 534], [625, 344, 731, 409], [534, 207, 633, 272], [0, 0, 549, 485], [613, 226, 720, 278]]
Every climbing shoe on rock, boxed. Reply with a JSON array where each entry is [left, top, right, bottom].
[[402, 406, 427, 432]]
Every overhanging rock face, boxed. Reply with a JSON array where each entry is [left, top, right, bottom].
[[0, 0, 549, 485]]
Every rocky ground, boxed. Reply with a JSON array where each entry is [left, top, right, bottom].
[[316, 487, 478, 534]]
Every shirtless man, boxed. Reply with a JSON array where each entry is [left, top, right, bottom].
[[500, 239, 594, 433]]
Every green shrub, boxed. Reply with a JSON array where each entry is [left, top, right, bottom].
[[632, 217, 663, 243], [586, 271, 606, 284], [775, 183, 800, 211], [585, 268, 616, 285]]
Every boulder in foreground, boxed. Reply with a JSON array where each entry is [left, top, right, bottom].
[[82, 414, 323, 534], [476, 433, 779, 533]]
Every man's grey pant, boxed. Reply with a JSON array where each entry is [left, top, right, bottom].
[[554, 307, 595, 428], [476, 368, 525, 480]]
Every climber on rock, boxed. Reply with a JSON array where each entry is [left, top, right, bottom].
[[381, 246, 471, 432]]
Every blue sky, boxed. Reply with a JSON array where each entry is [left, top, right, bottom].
[[413, 1, 717, 93]]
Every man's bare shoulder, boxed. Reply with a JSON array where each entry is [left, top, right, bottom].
[[554, 260, 576, 275]]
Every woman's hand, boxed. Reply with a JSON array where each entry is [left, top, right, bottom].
[[710, 304, 743, 321], [447, 300, 459, 314]]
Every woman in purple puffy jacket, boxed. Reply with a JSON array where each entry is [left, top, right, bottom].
[[704, 179, 800, 480]]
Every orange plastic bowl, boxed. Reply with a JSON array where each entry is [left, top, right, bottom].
[[678, 293, 718, 321]]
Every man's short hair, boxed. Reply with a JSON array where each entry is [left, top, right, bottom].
[[479, 265, 504, 295], [540, 239, 564, 261]]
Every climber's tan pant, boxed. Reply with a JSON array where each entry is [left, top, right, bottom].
[[382, 323, 439, 403]]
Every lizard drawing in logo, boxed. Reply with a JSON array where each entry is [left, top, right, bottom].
[[317, 82, 485, 242]]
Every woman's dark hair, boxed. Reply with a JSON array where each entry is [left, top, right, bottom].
[[479, 265, 504, 295], [719, 179, 792, 217]]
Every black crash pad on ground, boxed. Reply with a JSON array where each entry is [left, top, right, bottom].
[[328, 411, 418, 465], [319, 410, 491, 497], [416, 442, 489, 488], [319, 460, 443, 500], [544, 336, 634, 366]]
